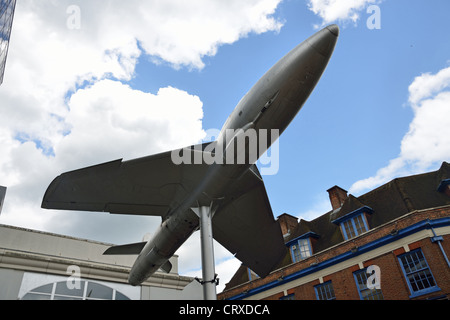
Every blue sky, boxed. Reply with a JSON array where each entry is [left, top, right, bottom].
[[1, 0, 450, 291], [129, 0, 450, 219]]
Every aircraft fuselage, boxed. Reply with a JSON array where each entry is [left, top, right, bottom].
[[127, 25, 339, 286]]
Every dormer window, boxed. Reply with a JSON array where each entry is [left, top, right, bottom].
[[341, 214, 369, 240], [291, 238, 312, 262], [332, 206, 373, 241], [287, 232, 319, 263]]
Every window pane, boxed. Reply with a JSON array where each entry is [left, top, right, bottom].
[[400, 256, 411, 273], [298, 239, 311, 259], [354, 269, 384, 300], [280, 294, 295, 300], [30, 283, 54, 294], [416, 251, 428, 270], [291, 245, 301, 262], [354, 215, 367, 235], [361, 289, 384, 300], [409, 252, 422, 272], [402, 251, 427, 274], [400, 249, 437, 294], [54, 295, 83, 300], [86, 282, 113, 300], [115, 291, 131, 300], [315, 282, 336, 300], [55, 280, 85, 297], [425, 270, 436, 287], [22, 293, 51, 300], [343, 220, 355, 239], [408, 270, 435, 291], [355, 272, 367, 291]]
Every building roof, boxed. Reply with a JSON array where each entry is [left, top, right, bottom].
[[222, 161, 450, 292]]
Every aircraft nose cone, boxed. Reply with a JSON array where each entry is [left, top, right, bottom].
[[326, 24, 340, 37], [306, 24, 339, 58]]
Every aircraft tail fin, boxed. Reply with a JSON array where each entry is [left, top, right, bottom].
[[212, 165, 287, 278], [103, 242, 147, 255]]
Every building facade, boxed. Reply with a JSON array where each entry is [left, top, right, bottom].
[[219, 162, 450, 300], [0, 0, 16, 85], [0, 224, 203, 300]]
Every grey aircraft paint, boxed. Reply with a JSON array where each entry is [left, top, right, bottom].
[[42, 25, 339, 286]]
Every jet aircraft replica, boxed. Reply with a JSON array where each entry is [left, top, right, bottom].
[[42, 25, 339, 295]]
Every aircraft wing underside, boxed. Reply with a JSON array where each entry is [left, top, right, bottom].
[[41, 144, 213, 219], [42, 143, 287, 277]]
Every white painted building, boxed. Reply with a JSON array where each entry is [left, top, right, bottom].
[[0, 224, 202, 300]]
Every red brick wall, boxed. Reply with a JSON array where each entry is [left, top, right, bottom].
[[416, 236, 450, 299], [368, 252, 409, 299], [262, 236, 450, 300], [219, 206, 450, 300]]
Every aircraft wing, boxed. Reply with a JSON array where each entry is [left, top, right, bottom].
[[212, 166, 287, 278], [42, 143, 213, 219]]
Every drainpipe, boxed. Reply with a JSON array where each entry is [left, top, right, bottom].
[[429, 221, 450, 269]]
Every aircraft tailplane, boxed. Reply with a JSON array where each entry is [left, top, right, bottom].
[[103, 242, 147, 255], [103, 242, 173, 274]]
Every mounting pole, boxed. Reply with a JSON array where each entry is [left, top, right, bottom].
[[198, 205, 217, 300]]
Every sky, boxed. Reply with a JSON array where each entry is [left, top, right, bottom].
[[1, 0, 450, 293]]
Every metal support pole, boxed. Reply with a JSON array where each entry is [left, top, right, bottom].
[[199, 206, 217, 300]]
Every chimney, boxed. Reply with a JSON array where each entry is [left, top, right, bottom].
[[277, 213, 298, 237], [327, 186, 348, 211]]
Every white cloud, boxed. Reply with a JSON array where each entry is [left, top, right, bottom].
[[408, 67, 450, 109], [350, 66, 450, 194], [3, 0, 284, 136], [58, 80, 205, 167], [134, 0, 283, 69], [307, 0, 380, 26], [0, 76, 206, 239], [46, 0, 283, 70], [0, 0, 284, 278], [215, 257, 242, 293]]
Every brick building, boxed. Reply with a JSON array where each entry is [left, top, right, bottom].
[[219, 162, 450, 300]]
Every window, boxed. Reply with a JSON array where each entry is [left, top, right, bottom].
[[398, 249, 441, 298], [21, 280, 131, 300], [314, 281, 336, 300], [341, 214, 368, 240], [280, 294, 295, 300], [353, 269, 384, 300], [290, 238, 312, 263]]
